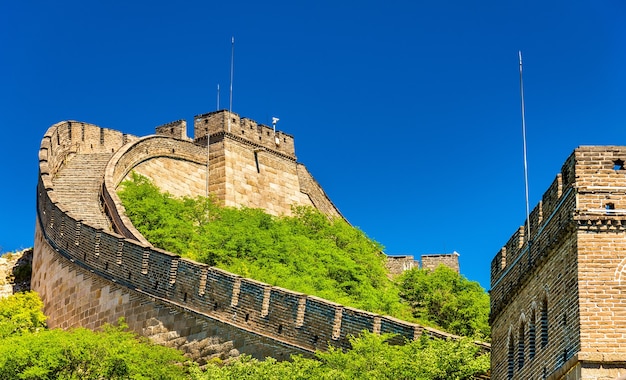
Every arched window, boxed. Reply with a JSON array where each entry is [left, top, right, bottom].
[[508, 330, 515, 379], [518, 322, 525, 369], [541, 297, 549, 348], [529, 311, 536, 360]]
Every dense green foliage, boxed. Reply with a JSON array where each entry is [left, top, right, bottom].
[[193, 333, 489, 380], [0, 291, 46, 338], [0, 292, 489, 379], [398, 265, 491, 340], [118, 173, 490, 339], [118, 172, 406, 316], [0, 292, 190, 379]]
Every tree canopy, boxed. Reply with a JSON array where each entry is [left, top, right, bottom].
[[118, 172, 406, 317], [118, 173, 490, 340], [0, 288, 489, 379], [193, 332, 489, 380], [0, 292, 190, 379], [398, 265, 490, 340]]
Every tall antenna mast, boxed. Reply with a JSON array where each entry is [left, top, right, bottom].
[[519, 50, 532, 247], [228, 36, 234, 132]]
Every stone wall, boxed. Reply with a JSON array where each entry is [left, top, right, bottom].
[[385, 256, 417, 276], [35, 115, 483, 365], [421, 252, 460, 273], [35, 174, 465, 360], [490, 146, 626, 380], [194, 111, 296, 159], [385, 253, 460, 277]]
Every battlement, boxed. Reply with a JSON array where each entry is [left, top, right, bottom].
[[489, 145, 626, 380], [35, 115, 486, 364], [193, 110, 296, 159], [385, 253, 460, 276], [491, 146, 626, 295], [155, 120, 189, 141]]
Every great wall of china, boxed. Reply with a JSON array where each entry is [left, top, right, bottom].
[[33, 110, 481, 364], [490, 147, 626, 380]]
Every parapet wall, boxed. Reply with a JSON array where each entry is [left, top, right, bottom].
[[490, 147, 626, 311], [102, 135, 208, 243], [489, 146, 626, 380], [490, 155, 576, 308], [35, 117, 483, 363], [39, 121, 137, 187], [194, 110, 296, 159]]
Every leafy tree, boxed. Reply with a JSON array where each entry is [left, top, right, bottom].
[[118, 173, 491, 339], [0, 291, 46, 338], [118, 174, 407, 317], [398, 265, 490, 340], [190, 332, 489, 380], [0, 317, 190, 379]]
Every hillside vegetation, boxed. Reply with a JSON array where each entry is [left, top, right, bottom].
[[0, 292, 489, 379], [118, 173, 490, 340]]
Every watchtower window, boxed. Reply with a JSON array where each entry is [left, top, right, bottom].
[[254, 151, 260, 173], [541, 298, 549, 348], [614, 159, 624, 171], [529, 313, 536, 360], [606, 203, 615, 211], [508, 332, 515, 379], [518, 323, 525, 370]]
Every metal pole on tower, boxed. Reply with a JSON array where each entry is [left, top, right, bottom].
[[519, 51, 532, 257], [228, 36, 234, 133]]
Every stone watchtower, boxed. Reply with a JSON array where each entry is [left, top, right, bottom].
[[144, 109, 341, 218], [33, 111, 485, 365], [490, 146, 626, 380]]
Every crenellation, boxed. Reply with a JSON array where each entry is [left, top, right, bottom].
[[420, 252, 460, 273], [528, 201, 543, 242], [491, 146, 626, 380], [156, 119, 188, 140], [34, 112, 486, 366], [193, 110, 296, 159]]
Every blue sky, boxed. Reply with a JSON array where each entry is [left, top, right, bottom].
[[1, 1, 625, 290]]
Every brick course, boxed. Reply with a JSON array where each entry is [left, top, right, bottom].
[[490, 146, 626, 380], [34, 112, 487, 365]]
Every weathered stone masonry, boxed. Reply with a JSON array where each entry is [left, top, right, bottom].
[[34, 112, 480, 364], [490, 147, 626, 380]]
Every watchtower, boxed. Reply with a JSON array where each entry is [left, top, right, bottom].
[[490, 146, 626, 380]]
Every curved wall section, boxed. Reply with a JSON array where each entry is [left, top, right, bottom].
[[102, 135, 207, 243], [34, 118, 484, 364]]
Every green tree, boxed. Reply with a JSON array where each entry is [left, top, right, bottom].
[[0, 291, 47, 338], [190, 332, 489, 380], [0, 318, 190, 379], [118, 174, 407, 317], [398, 265, 490, 340]]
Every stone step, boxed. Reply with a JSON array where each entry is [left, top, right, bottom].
[[52, 153, 113, 231]]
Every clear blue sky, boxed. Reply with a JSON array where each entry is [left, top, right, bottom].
[[1, 1, 625, 290]]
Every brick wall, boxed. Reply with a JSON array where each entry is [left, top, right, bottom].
[[421, 253, 460, 273], [490, 146, 626, 380], [35, 115, 487, 365]]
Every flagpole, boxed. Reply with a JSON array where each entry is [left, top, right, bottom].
[[519, 51, 532, 250], [228, 36, 234, 133]]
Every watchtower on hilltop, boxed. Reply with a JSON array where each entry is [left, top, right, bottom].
[[32, 111, 489, 366], [145, 110, 339, 218]]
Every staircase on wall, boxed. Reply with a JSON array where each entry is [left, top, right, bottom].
[[52, 153, 113, 231]]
